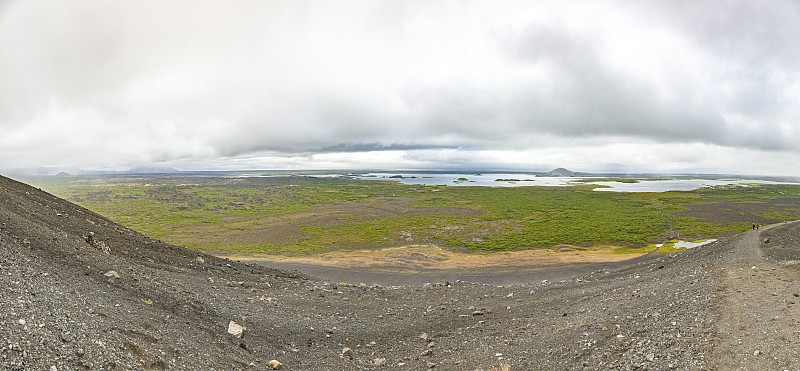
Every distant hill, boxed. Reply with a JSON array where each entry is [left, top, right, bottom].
[[544, 168, 576, 177]]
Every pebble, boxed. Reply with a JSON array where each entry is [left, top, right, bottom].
[[227, 321, 244, 338], [268, 359, 282, 369], [103, 271, 120, 279], [341, 347, 353, 359]]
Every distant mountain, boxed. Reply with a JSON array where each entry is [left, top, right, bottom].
[[544, 168, 576, 177]]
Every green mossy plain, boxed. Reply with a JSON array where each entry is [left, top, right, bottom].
[[24, 175, 800, 255]]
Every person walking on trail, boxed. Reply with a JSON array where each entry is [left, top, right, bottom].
[[753, 223, 756, 230]]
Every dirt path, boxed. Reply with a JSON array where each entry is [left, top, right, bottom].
[[711, 224, 800, 369]]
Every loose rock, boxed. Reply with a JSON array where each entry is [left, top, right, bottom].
[[227, 321, 244, 338]]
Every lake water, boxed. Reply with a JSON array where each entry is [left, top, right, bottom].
[[316, 173, 796, 192]]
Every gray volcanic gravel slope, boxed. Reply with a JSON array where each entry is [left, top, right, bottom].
[[1, 174, 798, 370]]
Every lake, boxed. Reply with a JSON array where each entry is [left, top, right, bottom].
[[311, 172, 797, 192]]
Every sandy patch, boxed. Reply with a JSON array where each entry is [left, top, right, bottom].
[[221, 244, 644, 272]]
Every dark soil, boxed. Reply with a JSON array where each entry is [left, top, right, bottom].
[[1, 175, 798, 370]]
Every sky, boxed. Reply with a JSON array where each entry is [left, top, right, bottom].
[[1, 0, 799, 176]]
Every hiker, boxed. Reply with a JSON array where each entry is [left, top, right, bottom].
[[753, 223, 756, 230]]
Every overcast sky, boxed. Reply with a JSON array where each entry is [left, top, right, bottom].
[[1, 0, 799, 175]]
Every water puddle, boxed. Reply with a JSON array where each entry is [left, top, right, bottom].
[[673, 239, 717, 249]]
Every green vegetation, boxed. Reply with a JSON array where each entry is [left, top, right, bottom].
[[24, 175, 800, 255]]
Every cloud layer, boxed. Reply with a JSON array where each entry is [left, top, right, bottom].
[[1, 0, 799, 175]]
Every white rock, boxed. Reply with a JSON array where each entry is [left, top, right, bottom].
[[18, 319, 26, 326], [227, 321, 244, 338], [196, 256, 205, 264], [341, 347, 353, 359], [268, 359, 282, 369], [104, 270, 120, 278]]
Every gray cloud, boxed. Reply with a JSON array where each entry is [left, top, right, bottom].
[[319, 142, 457, 153], [1, 0, 799, 175]]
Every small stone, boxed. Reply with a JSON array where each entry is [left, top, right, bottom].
[[227, 321, 244, 338], [421, 349, 433, 356], [753, 350, 761, 356], [18, 319, 26, 326], [268, 359, 282, 369], [103, 270, 120, 279], [341, 347, 353, 359], [419, 332, 429, 341], [50, 366, 57, 371], [427, 341, 436, 349], [196, 256, 205, 264], [22, 239, 30, 247], [472, 310, 485, 316], [373, 358, 386, 366], [422, 283, 433, 290], [495, 353, 503, 357], [427, 362, 436, 368]]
